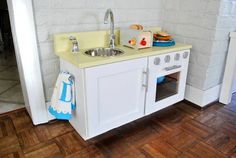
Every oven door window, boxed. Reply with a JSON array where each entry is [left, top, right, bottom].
[[155, 72, 180, 102]]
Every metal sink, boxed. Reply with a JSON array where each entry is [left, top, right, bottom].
[[84, 48, 124, 57]]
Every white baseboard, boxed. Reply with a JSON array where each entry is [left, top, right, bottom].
[[185, 84, 221, 107], [46, 102, 55, 121]]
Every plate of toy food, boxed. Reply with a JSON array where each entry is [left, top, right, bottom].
[[153, 31, 175, 47]]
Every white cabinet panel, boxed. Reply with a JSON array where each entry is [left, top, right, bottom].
[[85, 58, 147, 137]]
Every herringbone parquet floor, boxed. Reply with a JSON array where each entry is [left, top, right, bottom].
[[1, 95, 236, 157]]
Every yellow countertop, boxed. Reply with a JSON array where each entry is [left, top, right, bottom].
[[55, 43, 192, 68]]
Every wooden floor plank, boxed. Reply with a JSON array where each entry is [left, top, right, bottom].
[[9, 110, 33, 133], [194, 112, 225, 130], [118, 120, 161, 148], [55, 131, 88, 156], [46, 120, 74, 138], [231, 151, 236, 158], [65, 145, 105, 158], [151, 107, 192, 131], [94, 134, 132, 157], [0, 116, 15, 138], [181, 119, 215, 140], [24, 142, 64, 158], [175, 101, 201, 118], [0, 134, 22, 157], [0, 145, 24, 158], [17, 128, 41, 152], [0, 98, 236, 157], [34, 124, 53, 142], [141, 139, 181, 158], [182, 142, 226, 158], [205, 131, 236, 156], [166, 131, 198, 152]]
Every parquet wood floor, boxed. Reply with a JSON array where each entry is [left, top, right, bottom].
[[1, 95, 236, 157]]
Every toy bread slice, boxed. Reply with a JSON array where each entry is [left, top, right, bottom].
[[129, 24, 144, 30], [138, 24, 144, 30], [129, 24, 139, 30]]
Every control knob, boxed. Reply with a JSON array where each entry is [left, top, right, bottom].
[[164, 55, 170, 63], [183, 51, 189, 59], [174, 53, 180, 61], [154, 57, 161, 65]]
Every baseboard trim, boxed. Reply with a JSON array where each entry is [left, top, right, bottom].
[[183, 100, 220, 110], [184, 84, 221, 107]]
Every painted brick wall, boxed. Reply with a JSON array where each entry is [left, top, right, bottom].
[[32, 0, 163, 101], [33, 0, 236, 102], [204, 0, 236, 89], [162, 0, 236, 91]]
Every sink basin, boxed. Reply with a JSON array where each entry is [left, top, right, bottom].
[[84, 48, 124, 57]]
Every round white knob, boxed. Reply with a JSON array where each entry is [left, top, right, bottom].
[[154, 57, 161, 65], [164, 55, 170, 63], [175, 53, 180, 61], [183, 52, 189, 59]]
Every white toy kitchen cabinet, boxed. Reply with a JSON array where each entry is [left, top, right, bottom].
[[60, 49, 190, 140], [54, 29, 192, 140], [60, 58, 148, 140]]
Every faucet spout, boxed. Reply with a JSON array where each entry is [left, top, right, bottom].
[[104, 9, 115, 49]]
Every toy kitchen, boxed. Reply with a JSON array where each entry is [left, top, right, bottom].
[[119, 25, 190, 114], [53, 14, 192, 140]]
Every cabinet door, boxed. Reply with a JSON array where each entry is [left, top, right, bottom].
[[85, 58, 147, 137]]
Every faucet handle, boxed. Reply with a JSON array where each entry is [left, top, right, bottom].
[[110, 34, 115, 38], [69, 36, 79, 53], [69, 36, 77, 41]]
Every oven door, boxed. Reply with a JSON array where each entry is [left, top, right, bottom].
[[145, 50, 189, 115]]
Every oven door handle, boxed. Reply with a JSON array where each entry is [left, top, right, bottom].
[[164, 65, 181, 71], [142, 68, 149, 92]]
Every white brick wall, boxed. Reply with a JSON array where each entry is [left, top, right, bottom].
[[203, 0, 236, 90], [33, 0, 164, 101], [33, 0, 236, 101], [162, 0, 236, 91]]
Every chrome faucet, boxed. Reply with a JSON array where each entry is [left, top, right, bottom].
[[104, 9, 115, 49], [69, 36, 79, 53]]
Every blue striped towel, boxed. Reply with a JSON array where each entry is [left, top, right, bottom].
[[48, 72, 76, 120]]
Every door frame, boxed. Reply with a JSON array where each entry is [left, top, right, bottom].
[[7, 0, 48, 124], [219, 32, 236, 104]]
